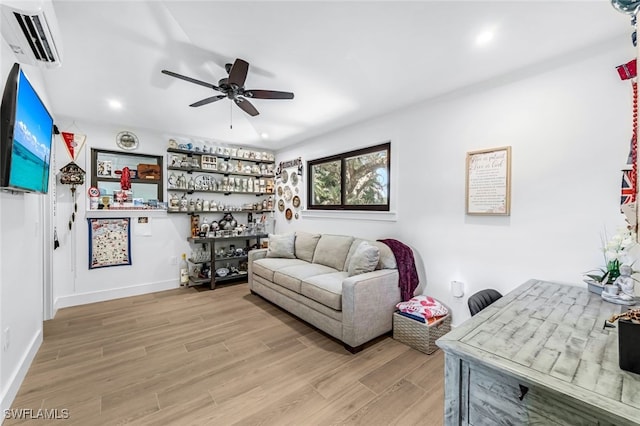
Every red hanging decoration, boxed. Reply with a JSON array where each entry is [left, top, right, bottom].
[[618, 66, 638, 209], [120, 166, 131, 190], [632, 81, 637, 204]]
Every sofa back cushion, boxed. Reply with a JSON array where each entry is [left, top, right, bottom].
[[345, 239, 397, 270], [347, 241, 380, 276], [312, 234, 354, 271], [266, 233, 296, 258], [370, 241, 397, 270], [295, 231, 321, 262]]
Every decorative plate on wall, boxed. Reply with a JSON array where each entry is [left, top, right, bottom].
[[281, 169, 289, 184], [285, 208, 293, 220], [277, 186, 283, 197], [278, 199, 285, 212], [116, 131, 139, 150], [284, 186, 293, 202], [292, 195, 300, 208], [290, 172, 298, 186]]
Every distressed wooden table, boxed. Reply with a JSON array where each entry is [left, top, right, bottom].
[[436, 279, 640, 426]]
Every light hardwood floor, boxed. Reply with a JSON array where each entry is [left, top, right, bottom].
[[7, 283, 444, 425]]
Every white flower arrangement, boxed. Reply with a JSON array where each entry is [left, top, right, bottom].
[[585, 227, 637, 285]]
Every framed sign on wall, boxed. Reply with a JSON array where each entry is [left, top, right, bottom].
[[465, 146, 512, 215]]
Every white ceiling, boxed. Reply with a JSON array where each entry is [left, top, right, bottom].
[[33, 1, 634, 149]]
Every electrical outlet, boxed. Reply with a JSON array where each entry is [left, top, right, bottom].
[[3, 327, 10, 351], [170, 256, 177, 265]]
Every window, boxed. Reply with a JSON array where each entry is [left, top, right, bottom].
[[307, 142, 390, 211]]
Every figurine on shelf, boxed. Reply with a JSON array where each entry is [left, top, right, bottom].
[[219, 213, 237, 230], [199, 217, 210, 237], [169, 193, 179, 212], [168, 172, 177, 189], [177, 173, 187, 189], [179, 194, 188, 212], [616, 264, 637, 300], [603, 264, 637, 305]]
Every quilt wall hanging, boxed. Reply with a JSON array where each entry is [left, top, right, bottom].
[[87, 218, 131, 269]]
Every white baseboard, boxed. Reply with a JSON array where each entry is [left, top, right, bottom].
[[0, 329, 42, 422], [54, 279, 179, 311]]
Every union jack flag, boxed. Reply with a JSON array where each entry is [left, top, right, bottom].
[[622, 169, 636, 206]]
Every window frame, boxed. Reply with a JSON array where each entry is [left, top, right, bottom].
[[306, 141, 391, 211]]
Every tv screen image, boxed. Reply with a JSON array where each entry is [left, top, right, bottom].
[[0, 63, 54, 193], [10, 70, 53, 192]]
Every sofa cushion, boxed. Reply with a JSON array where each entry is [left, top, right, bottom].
[[312, 234, 354, 271], [274, 263, 338, 293], [344, 238, 365, 270], [370, 241, 397, 270], [266, 233, 296, 258], [345, 239, 397, 271], [301, 272, 348, 311], [295, 231, 321, 262], [253, 258, 307, 282], [348, 241, 380, 276]]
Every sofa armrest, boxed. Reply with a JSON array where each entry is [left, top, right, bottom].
[[248, 248, 268, 290], [249, 248, 268, 262], [341, 269, 401, 347]]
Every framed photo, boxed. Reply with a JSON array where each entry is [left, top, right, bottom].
[[466, 146, 511, 215], [96, 160, 112, 177]]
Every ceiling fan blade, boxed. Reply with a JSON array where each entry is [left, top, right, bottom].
[[190, 95, 226, 107], [161, 69, 220, 91], [234, 97, 259, 116], [244, 90, 294, 100], [228, 59, 249, 88]]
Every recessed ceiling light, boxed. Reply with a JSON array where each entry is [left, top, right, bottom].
[[475, 29, 495, 46], [261, 132, 269, 139], [108, 99, 123, 110]]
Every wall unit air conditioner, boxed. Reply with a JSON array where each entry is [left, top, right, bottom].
[[0, 0, 63, 68]]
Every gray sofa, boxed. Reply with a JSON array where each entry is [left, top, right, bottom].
[[248, 232, 401, 352]]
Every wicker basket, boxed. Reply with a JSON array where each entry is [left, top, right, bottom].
[[393, 312, 451, 354]]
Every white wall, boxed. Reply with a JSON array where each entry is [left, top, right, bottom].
[[275, 37, 633, 326], [51, 120, 191, 309], [0, 48, 48, 415], [50, 119, 273, 308]]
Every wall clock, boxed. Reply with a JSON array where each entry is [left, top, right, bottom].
[[116, 131, 139, 150]]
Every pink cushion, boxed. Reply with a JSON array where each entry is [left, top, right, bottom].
[[396, 295, 448, 319]]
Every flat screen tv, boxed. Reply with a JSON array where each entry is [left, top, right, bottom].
[[0, 62, 53, 194]]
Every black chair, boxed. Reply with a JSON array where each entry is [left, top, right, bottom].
[[468, 289, 503, 316]]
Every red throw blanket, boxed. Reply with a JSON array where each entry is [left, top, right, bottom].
[[378, 239, 419, 302]]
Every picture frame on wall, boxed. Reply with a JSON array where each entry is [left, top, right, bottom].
[[96, 160, 112, 177], [87, 217, 131, 269], [465, 146, 512, 215]]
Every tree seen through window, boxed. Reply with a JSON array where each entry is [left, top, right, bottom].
[[308, 142, 390, 211]]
